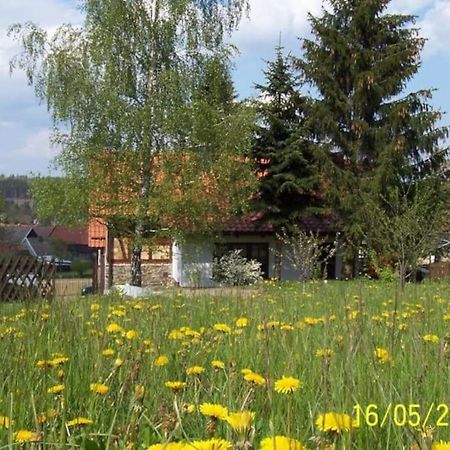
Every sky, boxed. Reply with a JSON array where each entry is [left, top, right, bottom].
[[1, 0, 450, 176]]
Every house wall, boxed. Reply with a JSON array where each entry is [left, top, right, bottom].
[[173, 235, 344, 287]]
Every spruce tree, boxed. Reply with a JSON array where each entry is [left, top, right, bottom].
[[252, 46, 323, 229], [296, 0, 449, 260]]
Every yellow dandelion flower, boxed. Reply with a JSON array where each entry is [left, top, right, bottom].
[[423, 334, 439, 343], [90, 383, 109, 395], [135, 385, 145, 400], [432, 441, 450, 450], [48, 384, 65, 395], [213, 323, 232, 333], [114, 358, 124, 367], [241, 368, 253, 375], [155, 355, 169, 367], [244, 371, 266, 386], [186, 365, 205, 375], [199, 403, 229, 420], [102, 348, 115, 357], [315, 412, 358, 433], [147, 443, 184, 450], [66, 417, 93, 427], [316, 348, 334, 358], [184, 439, 231, 450], [274, 376, 302, 394], [90, 303, 100, 311], [225, 411, 255, 434], [106, 323, 123, 334], [260, 436, 306, 450], [183, 403, 196, 414], [0, 415, 11, 429], [165, 381, 187, 391], [169, 329, 184, 339], [49, 356, 69, 366], [374, 347, 391, 364], [212, 360, 225, 369], [236, 317, 248, 328], [14, 430, 41, 443], [126, 329, 138, 340]]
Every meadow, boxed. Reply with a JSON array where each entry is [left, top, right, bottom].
[[0, 280, 449, 449]]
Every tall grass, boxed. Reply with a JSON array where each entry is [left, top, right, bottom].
[[0, 280, 449, 448]]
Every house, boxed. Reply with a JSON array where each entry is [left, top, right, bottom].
[[88, 212, 344, 290], [0, 224, 93, 267]]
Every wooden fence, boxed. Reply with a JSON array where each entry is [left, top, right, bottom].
[[0, 255, 56, 302]]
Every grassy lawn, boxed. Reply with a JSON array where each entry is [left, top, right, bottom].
[[0, 280, 449, 448]]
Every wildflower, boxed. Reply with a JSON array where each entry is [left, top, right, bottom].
[[66, 417, 93, 427], [186, 366, 205, 375], [90, 383, 109, 395], [244, 371, 266, 386], [114, 358, 124, 367], [260, 436, 306, 450], [0, 415, 11, 428], [169, 329, 184, 340], [183, 403, 196, 414], [316, 348, 334, 358], [432, 441, 450, 449], [102, 348, 115, 357], [155, 355, 169, 367], [184, 439, 231, 450], [213, 323, 232, 334], [212, 360, 225, 369], [374, 347, 391, 364], [315, 412, 358, 433], [106, 323, 123, 334], [126, 329, 138, 340], [225, 411, 255, 434], [49, 356, 69, 366], [48, 384, 65, 395], [423, 334, 439, 343], [236, 317, 248, 328], [135, 385, 145, 400], [274, 376, 302, 394], [14, 430, 41, 443], [199, 403, 229, 420], [147, 443, 184, 450], [90, 303, 100, 311], [165, 381, 187, 391]]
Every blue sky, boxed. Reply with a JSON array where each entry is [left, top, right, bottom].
[[1, 0, 450, 175]]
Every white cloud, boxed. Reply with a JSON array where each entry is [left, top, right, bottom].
[[0, 0, 82, 76], [233, 0, 323, 48], [418, 0, 450, 58]]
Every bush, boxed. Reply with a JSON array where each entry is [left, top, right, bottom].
[[212, 249, 262, 286]]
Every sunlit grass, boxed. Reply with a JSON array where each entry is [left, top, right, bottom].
[[0, 280, 449, 448]]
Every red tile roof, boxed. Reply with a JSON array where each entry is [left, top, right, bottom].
[[49, 226, 89, 245]]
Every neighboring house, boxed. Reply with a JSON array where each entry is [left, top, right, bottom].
[[0, 224, 46, 256], [88, 212, 344, 290], [0, 224, 92, 263]]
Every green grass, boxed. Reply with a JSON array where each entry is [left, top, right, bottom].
[[0, 280, 449, 449]]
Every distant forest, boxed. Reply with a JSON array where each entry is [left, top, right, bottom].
[[0, 175, 34, 224]]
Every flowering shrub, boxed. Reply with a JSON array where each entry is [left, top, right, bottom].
[[212, 250, 262, 286]]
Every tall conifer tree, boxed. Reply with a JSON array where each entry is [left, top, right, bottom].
[[252, 46, 323, 229], [296, 0, 449, 258]]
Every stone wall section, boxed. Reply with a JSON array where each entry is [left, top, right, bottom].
[[106, 263, 176, 287]]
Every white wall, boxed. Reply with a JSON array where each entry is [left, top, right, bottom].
[[172, 235, 344, 287]]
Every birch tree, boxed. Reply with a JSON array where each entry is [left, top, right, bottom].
[[9, 0, 255, 286]]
